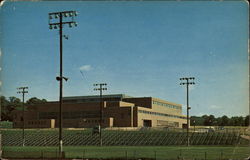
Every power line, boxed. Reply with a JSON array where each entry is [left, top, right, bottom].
[[80, 70, 85, 81]]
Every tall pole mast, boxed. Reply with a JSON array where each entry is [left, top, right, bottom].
[[94, 83, 107, 146], [49, 10, 78, 156], [17, 86, 28, 147], [59, 12, 63, 154], [180, 77, 195, 146]]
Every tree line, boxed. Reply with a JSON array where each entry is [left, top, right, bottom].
[[1, 96, 47, 121], [190, 115, 249, 126]]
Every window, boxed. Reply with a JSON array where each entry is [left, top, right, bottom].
[[138, 109, 184, 120], [153, 100, 181, 110]]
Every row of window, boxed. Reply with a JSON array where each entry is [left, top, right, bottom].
[[39, 111, 99, 119], [152, 100, 181, 110], [138, 110, 186, 119], [157, 120, 179, 127], [63, 97, 121, 103], [83, 119, 105, 123], [28, 121, 47, 125]]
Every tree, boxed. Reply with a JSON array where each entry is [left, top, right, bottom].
[[218, 115, 229, 126], [1, 96, 10, 121], [26, 97, 47, 105], [9, 96, 22, 105], [1, 96, 22, 121], [1, 96, 47, 122], [229, 116, 244, 126], [203, 115, 215, 126], [190, 116, 204, 126]]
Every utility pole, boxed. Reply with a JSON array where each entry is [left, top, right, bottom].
[[93, 83, 107, 146], [49, 11, 77, 156], [180, 77, 195, 146], [17, 86, 28, 147]]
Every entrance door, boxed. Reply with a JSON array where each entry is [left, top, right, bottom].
[[143, 120, 152, 127]]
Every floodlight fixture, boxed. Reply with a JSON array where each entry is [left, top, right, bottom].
[[74, 11, 78, 16]]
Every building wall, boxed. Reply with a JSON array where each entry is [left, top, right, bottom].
[[123, 97, 152, 109], [123, 97, 186, 128], [13, 101, 135, 128], [12, 95, 187, 129], [152, 97, 182, 115]]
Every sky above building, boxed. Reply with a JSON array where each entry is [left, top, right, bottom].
[[0, 1, 248, 117]]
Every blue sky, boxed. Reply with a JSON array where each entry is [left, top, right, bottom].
[[0, 1, 248, 117]]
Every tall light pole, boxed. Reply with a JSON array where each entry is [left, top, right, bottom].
[[93, 83, 107, 146], [180, 77, 195, 146], [17, 86, 28, 147], [49, 11, 77, 155]]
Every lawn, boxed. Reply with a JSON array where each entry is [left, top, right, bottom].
[[2, 146, 250, 160]]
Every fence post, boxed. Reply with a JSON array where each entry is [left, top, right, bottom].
[[154, 150, 156, 160], [41, 150, 44, 159], [82, 150, 85, 160], [134, 150, 136, 159], [125, 150, 128, 160], [204, 151, 207, 160], [220, 150, 223, 160]]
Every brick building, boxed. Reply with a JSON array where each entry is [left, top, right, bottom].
[[12, 94, 187, 128]]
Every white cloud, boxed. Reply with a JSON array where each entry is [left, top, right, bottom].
[[0, 67, 2, 71], [79, 65, 92, 71], [209, 105, 222, 109]]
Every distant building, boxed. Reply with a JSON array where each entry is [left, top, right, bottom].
[[12, 94, 187, 128]]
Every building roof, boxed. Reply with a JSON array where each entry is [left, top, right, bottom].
[[62, 94, 181, 107], [63, 94, 133, 100]]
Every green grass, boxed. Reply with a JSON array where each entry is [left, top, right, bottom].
[[2, 146, 250, 160], [0, 121, 13, 128]]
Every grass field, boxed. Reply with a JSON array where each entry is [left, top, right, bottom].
[[2, 146, 250, 160]]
